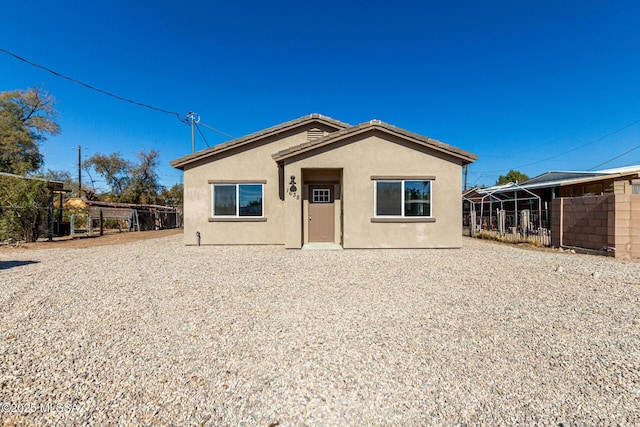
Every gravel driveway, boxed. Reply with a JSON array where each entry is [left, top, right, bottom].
[[1, 235, 639, 425]]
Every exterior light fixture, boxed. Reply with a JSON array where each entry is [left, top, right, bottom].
[[289, 175, 297, 193]]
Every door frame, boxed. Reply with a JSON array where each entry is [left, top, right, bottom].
[[301, 168, 343, 247], [307, 185, 335, 242]]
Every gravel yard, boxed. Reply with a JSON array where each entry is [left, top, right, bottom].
[[1, 235, 639, 426]]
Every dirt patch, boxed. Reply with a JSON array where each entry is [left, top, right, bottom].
[[0, 228, 182, 252]]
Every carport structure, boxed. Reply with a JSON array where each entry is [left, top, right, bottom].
[[463, 182, 546, 240]]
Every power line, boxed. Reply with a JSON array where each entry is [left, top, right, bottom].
[[199, 121, 235, 139], [1, 47, 185, 121], [588, 144, 640, 170], [476, 117, 640, 174], [194, 122, 210, 148], [2, 47, 238, 149]]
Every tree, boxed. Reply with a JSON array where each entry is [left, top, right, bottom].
[[495, 169, 529, 185], [0, 88, 61, 241], [0, 87, 60, 175], [126, 150, 162, 204], [83, 150, 163, 204], [83, 152, 131, 200], [81, 162, 99, 200], [160, 183, 184, 207], [44, 169, 74, 191], [0, 174, 50, 242]]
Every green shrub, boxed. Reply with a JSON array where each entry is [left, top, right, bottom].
[[0, 175, 49, 242]]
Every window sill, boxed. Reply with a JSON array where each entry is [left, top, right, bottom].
[[370, 217, 436, 223], [208, 217, 267, 222]]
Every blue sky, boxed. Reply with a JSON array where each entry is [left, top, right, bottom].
[[2, 1, 640, 189]]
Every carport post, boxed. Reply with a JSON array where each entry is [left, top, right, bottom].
[[99, 208, 104, 236], [489, 199, 493, 229], [470, 203, 476, 237], [538, 197, 543, 231], [48, 204, 53, 242], [57, 192, 63, 235], [514, 191, 518, 232]]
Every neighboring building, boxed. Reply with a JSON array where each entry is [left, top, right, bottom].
[[170, 114, 477, 248], [464, 165, 640, 230], [508, 165, 640, 200], [463, 165, 640, 258]]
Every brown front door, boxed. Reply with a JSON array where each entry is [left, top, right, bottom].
[[308, 187, 334, 242]]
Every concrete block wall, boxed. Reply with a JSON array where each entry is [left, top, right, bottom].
[[551, 194, 639, 259], [614, 194, 640, 259]]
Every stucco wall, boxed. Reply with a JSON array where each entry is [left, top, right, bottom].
[[181, 123, 337, 245], [182, 126, 468, 248], [283, 131, 464, 248]]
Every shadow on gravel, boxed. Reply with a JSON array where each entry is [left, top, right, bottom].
[[0, 260, 40, 270]]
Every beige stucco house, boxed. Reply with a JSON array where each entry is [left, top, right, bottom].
[[170, 114, 477, 248]]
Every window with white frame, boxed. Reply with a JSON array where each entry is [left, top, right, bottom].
[[312, 188, 331, 203], [212, 183, 263, 217], [374, 180, 432, 217]]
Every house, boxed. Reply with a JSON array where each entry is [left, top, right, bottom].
[[170, 114, 478, 248]]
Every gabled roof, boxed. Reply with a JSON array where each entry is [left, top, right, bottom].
[[272, 119, 478, 165], [170, 114, 350, 170]]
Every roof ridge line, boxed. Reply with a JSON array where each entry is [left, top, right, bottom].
[[273, 119, 477, 163], [170, 114, 350, 169]]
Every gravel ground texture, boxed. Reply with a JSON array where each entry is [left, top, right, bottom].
[[1, 235, 639, 426]]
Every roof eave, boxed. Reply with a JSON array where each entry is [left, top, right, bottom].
[[273, 123, 478, 164], [488, 171, 637, 192], [170, 114, 350, 170]]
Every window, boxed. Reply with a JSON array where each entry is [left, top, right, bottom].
[[212, 183, 263, 217], [375, 180, 432, 217], [312, 188, 331, 203]]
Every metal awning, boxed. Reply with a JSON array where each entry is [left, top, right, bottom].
[[463, 182, 543, 232]]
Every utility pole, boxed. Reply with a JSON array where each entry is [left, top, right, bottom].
[[464, 164, 468, 190], [78, 144, 82, 198], [187, 111, 200, 153]]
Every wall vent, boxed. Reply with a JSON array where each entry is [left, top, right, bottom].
[[307, 128, 327, 142]]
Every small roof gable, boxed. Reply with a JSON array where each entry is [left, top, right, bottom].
[[170, 114, 350, 170], [272, 119, 478, 165]]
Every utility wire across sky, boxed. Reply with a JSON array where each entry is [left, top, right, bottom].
[[0, 47, 235, 142], [474, 117, 640, 175], [3, 47, 634, 165], [0, 48, 183, 120], [588, 145, 640, 170]]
